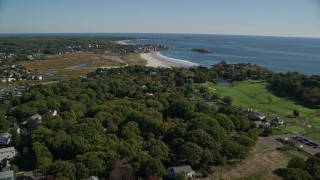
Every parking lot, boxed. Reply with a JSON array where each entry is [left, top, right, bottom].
[[270, 134, 320, 155]]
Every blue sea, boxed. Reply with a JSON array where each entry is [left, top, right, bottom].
[[1, 33, 320, 75], [125, 34, 320, 75]]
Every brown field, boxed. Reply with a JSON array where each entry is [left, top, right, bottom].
[[19, 52, 122, 79], [123, 53, 147, 66], [204, 139, 291, 180]]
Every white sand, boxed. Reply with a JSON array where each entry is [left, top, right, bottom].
[[140, 53, 172, 68]]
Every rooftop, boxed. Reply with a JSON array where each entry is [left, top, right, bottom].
[[169, 165, 193, 173]]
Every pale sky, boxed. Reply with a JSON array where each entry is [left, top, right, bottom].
[[0, 0, 320, 37]]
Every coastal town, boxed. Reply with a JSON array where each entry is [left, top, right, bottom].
[[0, 35, 319, 179]]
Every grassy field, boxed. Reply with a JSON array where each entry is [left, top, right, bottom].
[[209, 140, 291, 179], [208, 80, 320, 141], [209, 80, 318, 119], [305, 116, 320, 141], [19, 52, 122, 79]]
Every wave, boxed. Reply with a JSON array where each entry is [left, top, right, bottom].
[[116, 40, 131, 45], [154, 52, 198, 67]]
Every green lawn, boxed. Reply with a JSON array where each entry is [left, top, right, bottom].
[[209, 80, 318, 119], [305, 116, 320, 141], [283, 125, 306, 133]]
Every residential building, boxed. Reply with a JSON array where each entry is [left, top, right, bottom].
[[168, 165, 195, 179], [27, 114, 42, 124], [0, 170, 14, 180], [0, 133, 11, 146], [245, 109, 265, 121], [0, 147, 16, 162]]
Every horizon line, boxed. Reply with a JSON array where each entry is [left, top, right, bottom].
[[0, 32, 319, 39]]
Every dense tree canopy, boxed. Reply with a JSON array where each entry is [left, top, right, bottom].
[[1, 65, 257, 179]]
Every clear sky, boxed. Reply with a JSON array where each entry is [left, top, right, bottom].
[[0, 0, 320, 37]]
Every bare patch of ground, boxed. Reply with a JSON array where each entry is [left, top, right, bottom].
[[204, 139, 291, 180]]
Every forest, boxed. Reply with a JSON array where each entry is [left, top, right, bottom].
[[269, 72, 320, 107], [0, 36, 167, 64], [1, 66, 258, 179]]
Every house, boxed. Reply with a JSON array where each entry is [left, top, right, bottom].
[[88, 176, 99, 180], [253, 121, 270, 128], [141, 85, 147, 89], [35, 75, 43, 80], [253, 121, 263, 128], [150, 72, 158, 76], [27, 114, 42, 124], [260, 122, 271, 128], [188, 97, 197, 103], [52, 110, 58, 117], [0, 133, 12, 146], [0, 147, 16, 162], [6, 78, 16, 83], [270, 117, 284, 126], [245, 109, 265, 121], [1, 160, 11, 172], [0, 170, 14, 180], [168, 165, 195, 179]]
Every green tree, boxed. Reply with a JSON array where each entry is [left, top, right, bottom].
[[287, 157, 306, 169], [49, 160, 76, 180], [293, 109, 300, 117], [284, 168, 312, 180], [0, 114, 11, 131], [167, 100, 195, 119], [32, 142, 53, 173], [215, 113, 235, 132], [179, 142, 203, 166], [306, 156, 320, 179], [149, 140, 169, 160], [76, 151, 107, 176], [222, 96, 233, 105], [121, 121, 140, 139]]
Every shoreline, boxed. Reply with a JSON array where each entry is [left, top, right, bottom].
[[140, 52, 175, 68], [140, 51, 198, 68]]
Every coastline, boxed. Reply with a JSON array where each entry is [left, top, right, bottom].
[[140, 52, 174, 68], [140, 51, 198, 68]]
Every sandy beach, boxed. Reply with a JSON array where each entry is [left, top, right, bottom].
[[140, 52, 173, 68]]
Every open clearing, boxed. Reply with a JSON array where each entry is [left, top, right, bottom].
[[207, 138, 291, 180], [208, 80, 320, 141], [283, 125, 306, 133], [19, 52, 123, 79], [209, 80, 318, 119]]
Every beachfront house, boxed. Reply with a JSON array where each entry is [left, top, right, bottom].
[[168, 165, 195, 179]]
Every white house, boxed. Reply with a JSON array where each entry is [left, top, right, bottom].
[[0, 147, 16, 162], [0, 133, 12, 146], [168, 165, 195, 179], [52, 110, 58, 117]]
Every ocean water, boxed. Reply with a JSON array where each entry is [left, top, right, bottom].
[[1, 33, 320, 75], [126, 34, 320, 75]]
